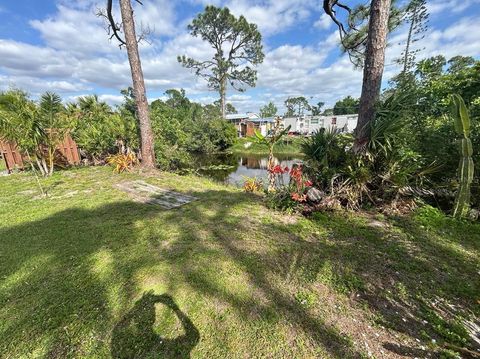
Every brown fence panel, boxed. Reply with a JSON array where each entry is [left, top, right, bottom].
[[57, 134, 80, 164], [0, 134, 80, 172], [0, 141, 24, 171]]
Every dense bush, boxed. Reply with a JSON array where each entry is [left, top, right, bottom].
[[300, 56, 479, 216], [0, 90, 73, 176], [71, 88, 237, 171], [69, 95, 138, 162], [149, 89, 237, 170]]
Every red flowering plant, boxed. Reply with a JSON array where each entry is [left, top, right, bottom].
[[267, 164, 290, 188], [288, 165, 313, 202], [265, 163, 314, 211]]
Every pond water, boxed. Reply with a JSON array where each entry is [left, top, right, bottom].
[[194, 153, 303, 187]]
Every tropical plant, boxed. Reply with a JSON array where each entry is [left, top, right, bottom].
[[0, 90, 72, 177], [254, 118, 291, 191], [106, 152, 138, 173], [242, 176, 263, 192], [0, 90, 46, 193], [38, 92, 71, 176], [450, 94, 475, 218], [70, 95, 138, 162], [301, 128, 351, 188]]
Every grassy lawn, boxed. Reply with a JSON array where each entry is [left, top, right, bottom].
[[230, 136, 303, 155], [1, 167, 479, 358], [0, 155, 7, 172]]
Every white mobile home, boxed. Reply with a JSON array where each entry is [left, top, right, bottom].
[[281, 114, 358, 134]]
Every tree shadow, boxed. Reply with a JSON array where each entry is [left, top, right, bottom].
[[111, 291, 199, 359], [3, 179, 477, 357], [0, 200, 169, 357]]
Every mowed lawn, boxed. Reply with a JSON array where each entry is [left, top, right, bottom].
[[1, 167, 479, 358]]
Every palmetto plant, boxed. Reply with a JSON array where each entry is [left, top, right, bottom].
[[70, 95, 138, 161], [301, 127, 351, 189], [450, 94, 475, 218]]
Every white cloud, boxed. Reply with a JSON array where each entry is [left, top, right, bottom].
[[314, 13, 332, 30], [133, 0, 177, 36], [427, 0, 480, 15], [98, 94, 125, 105], [225, 0, 315, 36], [0, 1, 479, 114]]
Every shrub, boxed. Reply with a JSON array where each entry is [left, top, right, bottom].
[[265, 164, 313, 212], [0, 90, 73, 177], [70, 95, 138, 162], [242, 176, 263, 192], [301, 128, 352, 188], [107, 153, 138, 173]]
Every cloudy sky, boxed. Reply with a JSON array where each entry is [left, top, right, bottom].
[[0, 0, 479, 113]]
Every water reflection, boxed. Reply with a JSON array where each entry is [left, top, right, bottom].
[[195, 153, 302, 187]]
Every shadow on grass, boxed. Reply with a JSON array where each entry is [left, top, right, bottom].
[[111, 292, 199, 359], [0, 191, 362, 358], [1, 184, 478, 357], [292, 211, 480, 355]]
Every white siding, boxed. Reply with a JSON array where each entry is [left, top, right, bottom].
[[280, 115, 357, 134]]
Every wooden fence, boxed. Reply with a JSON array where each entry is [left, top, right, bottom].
[[0, 134, 80, 172]]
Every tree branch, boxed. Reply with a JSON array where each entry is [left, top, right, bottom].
[[97, 0, 149, 47]]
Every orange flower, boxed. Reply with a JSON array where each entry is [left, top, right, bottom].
[[291, 192, 307, 202]]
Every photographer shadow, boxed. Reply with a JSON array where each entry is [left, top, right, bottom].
[[111, 292, 199, 359]]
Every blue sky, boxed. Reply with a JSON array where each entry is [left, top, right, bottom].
[[0, 0, 479, 113]]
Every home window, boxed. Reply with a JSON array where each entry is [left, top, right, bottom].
[[331, 117, 337, 125], [311, 119, 319, 124]]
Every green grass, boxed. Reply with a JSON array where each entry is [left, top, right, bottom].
[[1, 167, 479, 358], [230, 136, 303, 155], [0, 156, 6, 172]]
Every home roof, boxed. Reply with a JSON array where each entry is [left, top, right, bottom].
[[249, 117, 276, 123], [225, 113, 259, 120]]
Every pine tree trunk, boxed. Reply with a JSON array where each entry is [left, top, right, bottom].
[[354, 0, 392, 152], [119, 0, 155, 168], [220, 77, 226, 119], [402, 10, 415, 74]]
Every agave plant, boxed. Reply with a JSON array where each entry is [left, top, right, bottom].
[[450, 94, 475, 218]]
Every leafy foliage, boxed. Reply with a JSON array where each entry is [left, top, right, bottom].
[[0, 90, 72, 176], [149, 89, 237, 171], [301, 92, 440, 210], [69, 95, 138, 162], [284, 97, 310, 117], [450, 94, 475, 218], [259, 102, 277, 118], [301, 128, 351, 188], [333, 96, 359, 115]]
